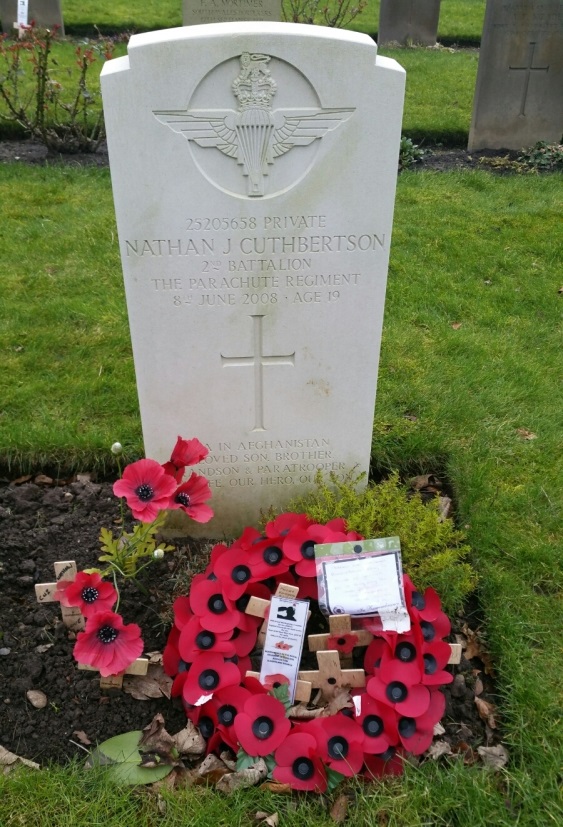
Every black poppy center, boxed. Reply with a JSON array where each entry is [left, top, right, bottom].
[[263, 545, 283, 566], [327, 735, 349, 759], [411, 591, 426, 611], [386, 681, 408, 703], [81, 586, 99, 604], [378, 747, 395, 761], [218, 705, 237, 727], [198, 669, 220, 691], [420, 621, 436, 642], [195, 630, 216, 650], [423, 653, 438, 674], [208, 594, 227, 614], [396, 642, 417, 662], [135, 483, 154, 502], [199, 716, 214, 739], [175, 492, 191, 507], [231, 564, 251, 584], [292, 757, 314, 780], [97, 625, 118, 645], [363, 715, 384, 738], [235, 594, 251, 612], [300, 540, 315, 560], [252, 716, 274, 740], [398, 717, 417, 738], [337, 637, 347, 646]]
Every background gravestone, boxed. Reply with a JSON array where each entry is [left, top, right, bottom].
[[183, 0, 281, 26], [378, 0, 441, 47], [101, 22, 405, 537], [468, 0, 563, 150], [0, 0, 64, 35]]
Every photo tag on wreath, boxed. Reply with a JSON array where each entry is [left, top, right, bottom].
[[259, 595, 310, 703], [314, 537, 410, 633]]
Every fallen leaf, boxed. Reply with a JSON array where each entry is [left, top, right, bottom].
[[259, 781, 292, 794], [474, 697, 497, 729], [477, 744, 509, 770], [461, 624, 495, 675], [26, 690, 47, 709], [72, 730, 92, 746], [0, 745, 40, 772], [196, 754, 229, 777], [255, 811, 279, 826], [321, 686, 353, 717], [409, 473, 443, 494], [287, 703, 325, 719], [474, 675, 484, 696], [330, 793, 351, 823], [219, 750, 237, 771], [215, 758, 268, 793], [34, 474, 54, 486], [426, 740, 453, 760], [139, 714, 180, 765], [123, 664, 172, 700], [173, 721, 206, 757], [34, 644, 54, 654], [10, 474, 33, 485], [516, 428, 537, 440], [433, 722, 445, 736], [451, 322, 462, 330]]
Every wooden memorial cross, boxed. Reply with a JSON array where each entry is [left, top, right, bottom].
[[298, 650, 366, 702], [35, 560, 85, 632], [77, 658, 149, 691], [308, 614, 373, 667]]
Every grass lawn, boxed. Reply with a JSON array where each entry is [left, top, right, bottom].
[[1, 166, 561, 825]]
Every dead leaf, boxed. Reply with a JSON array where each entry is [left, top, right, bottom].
[[10, 474, 33, 485], [215, 758, 268, 793], [139, 714, 180, 765], [26, 690, 47, 709], [219, 750, 237, 771], [516, 428, 537, 440], [438, 495, 453, 521], [321, 686, 353, 717], [287, 703, 325, 719], [34, 643, 54, 654], [72, 730, 92, 746], [461, 624, 495, 675], [173, 721, 206, 757], [426, 740, 453, 760], [259, 781, 292, 794], [196, 754, 229, 777], [474, 697, 497, 729], [255, 811, 280, 826], [451, 322, 462, 330], [433, 722, 445, 736], [477, 744, 509, 770], [123, 663, 172, 700], [409, 473, 443, 494], [34, 474, 54, 486], [0, 745, 40, 773], [330, 794, 351, 823], [474, 675, 484, 696]]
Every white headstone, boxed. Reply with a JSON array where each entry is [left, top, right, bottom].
[[468, 0, 563, 150], [0, 0, 64, 35], [101, 23, 405, 537], [183, 0, 281, 26]]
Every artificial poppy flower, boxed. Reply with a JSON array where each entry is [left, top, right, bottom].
[[396, 688, 446, 754], [265, 512, 313, 539], [420, 639, 454, 686], [212, 685, 253, 751], [327, 632, 359, 655], [189, 578, 241, 633], [294, 574, 319, 601], [162, 625, 182, 675], [227, 625, 257, 657], [245, 538, 291, 580], [73, 610, 143, 677], [182, 652, 241, 706], [305, 714, 364, 776], [367, 658, 430, 718], [113, 458, 177, 522], [354, 694, 398, 754], [212, 544, 256, 600], [261, 673, 290, 692], [54, 571, 117, 618], [169, 472, 213, 523], [178, 616, 236, 663], [172, 595, 194, 630], [233, 582, 272, 628], [363, 746, 405, 779], [403, 575, 443, 622], [162, 436, 208, 482], [234, 693, 291, 757], [364, 637, 389, 676], [282, 523, 328, 578], [273, 731, 327, 792]]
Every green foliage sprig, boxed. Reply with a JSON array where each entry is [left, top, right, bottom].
[[98, 512, 174, 581], [288, 470, 477, 614], [399, 135, 425, 170], [282, 0, 368, 29], [518, 141, 563, 172]]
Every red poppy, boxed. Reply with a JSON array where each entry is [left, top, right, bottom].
[[172, 595, 194, 630], [227, 624, 257, 657], [355, 694, 398, 754], [182, 652, 240, 706], [73, 610, 143, 677], [367, 658, 430, 718], [420, 639, 454, 686], [396, 689, 446, 755], [162, 625, 182, 675], [212, 544, 256, 600], [265, 512, 313, 539], [212, 685, 253, 751], [225, 653, 252, 681], [403, 575, 443, 622], [113, 458, 177, 522], [273, 731, 327, 792], [294, 574, 319, 601], [178, 616, 236, 663], [55, 571, 117, 618], [282, 523, 328, 578], [305, 715, 364, 776], [364, 637, 390, 676], [327, 632, 359, 655], [245, 538, 291, 580], [363, 746, 405, 779], [233, 693, 291, 757], [162, 436, 208, 482], [170, 472, 213, 523], [261, 673, 290, 691], [189, 578, 241, 633]]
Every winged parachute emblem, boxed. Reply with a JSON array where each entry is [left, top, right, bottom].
[[154, 52, 354, 197]]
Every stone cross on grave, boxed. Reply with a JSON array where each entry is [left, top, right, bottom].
[[221, 314, 295, 431], [35, 561, 85, 632], [509, 42, 549, 116]]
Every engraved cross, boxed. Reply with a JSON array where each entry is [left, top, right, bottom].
[[509, 42, 549, 116], [221, 314, 295, 432]]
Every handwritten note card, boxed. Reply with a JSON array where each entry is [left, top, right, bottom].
[[259, 595, 309, 703]]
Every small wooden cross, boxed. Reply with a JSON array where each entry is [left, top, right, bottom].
[[308, 614, 373, 667], [78, 657, 149, 691], [299, 650, 366, 702], [35, 561, 85, 632], [245, 582, 301, 648]]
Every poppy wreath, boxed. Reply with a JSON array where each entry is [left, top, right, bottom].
[[163, 512, 454, 791]]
